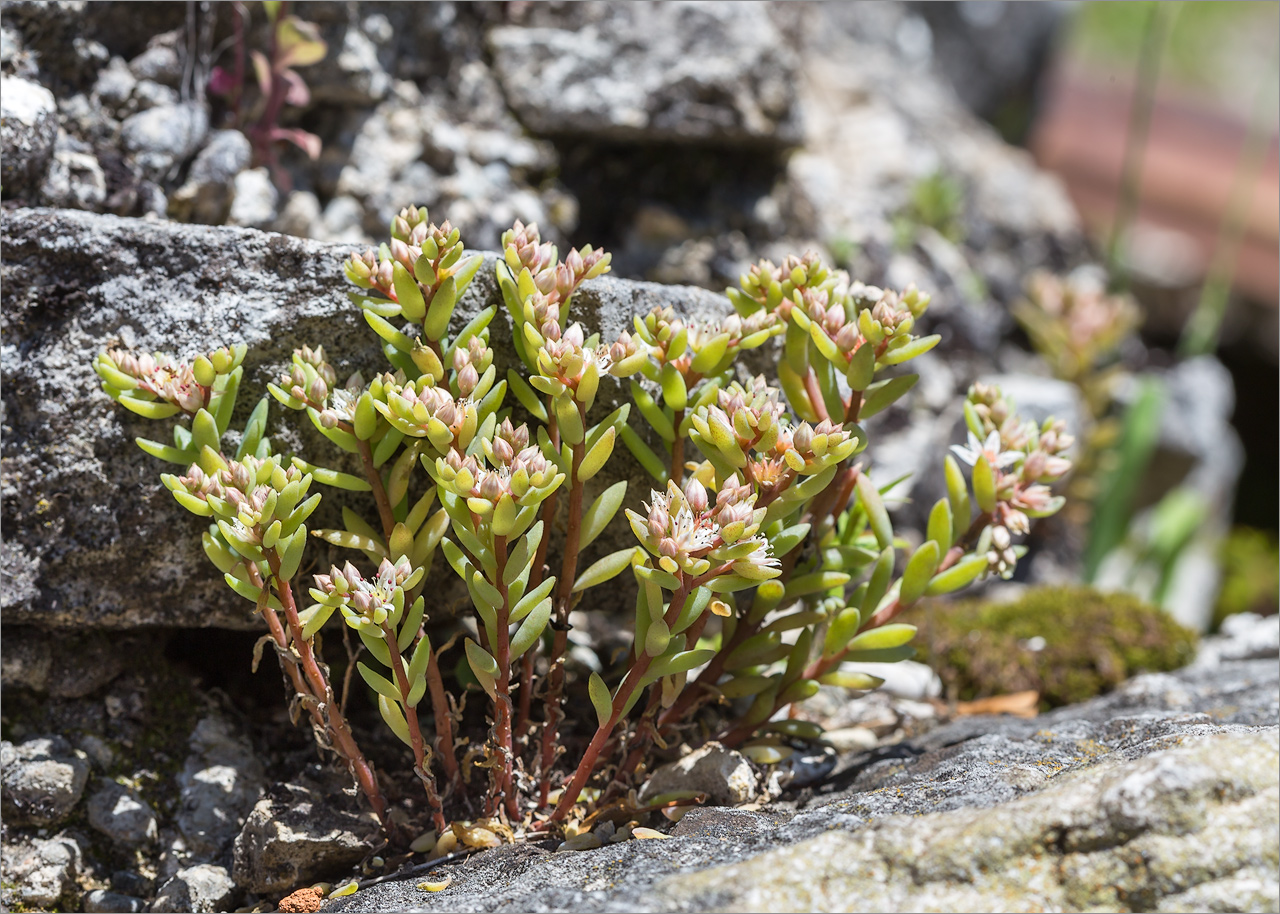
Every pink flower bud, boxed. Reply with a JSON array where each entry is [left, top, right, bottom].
[[566, 247, 584, 276], [434, 399, 458, 427], [453, 348, 470, 372], [683, 478, 709, 513], [457, 363, 479, 396], [492, 437, 514, 464], [792, 422, 814, 453], [479, 472, 503, 501], [308, 376, 329, 404]]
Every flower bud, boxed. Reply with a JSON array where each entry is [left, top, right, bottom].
[[457, 363, 479, 396], [792, 422, 814, 454], [683, 477, 708, 514], [308, 376, 329, 405]]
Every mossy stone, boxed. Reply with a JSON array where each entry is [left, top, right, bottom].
[[909, 586, 1198, 709]]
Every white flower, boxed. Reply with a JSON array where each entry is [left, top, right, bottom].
[[951, 430, 1020, 469]]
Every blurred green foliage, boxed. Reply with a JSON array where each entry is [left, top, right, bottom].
[[1069, 1, 1279, 99], [1214, 527, 1280, 628]]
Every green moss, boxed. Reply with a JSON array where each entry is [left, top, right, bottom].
[[909, 586, 1198, 709]]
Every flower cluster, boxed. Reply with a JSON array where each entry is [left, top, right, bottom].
[[951, 383, 1074, 576], [98, 205, 1075, 853]]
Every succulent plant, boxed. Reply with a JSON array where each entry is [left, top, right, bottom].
[[95, 207, 1072, 841]]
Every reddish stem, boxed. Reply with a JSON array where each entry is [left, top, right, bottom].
[[357, 437, 396, 541], [549, 583, 692, 822], [266, 554, 395, 837], [490, 535, 518, 819], [423, 645, 459, 786], [804, 369, 830, 422], [537, 426, 586, 807], [380, 624, 447, 831]]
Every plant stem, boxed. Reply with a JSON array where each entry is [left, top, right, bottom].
[[804, 369, 830, 422], [669, 409, 685, 485], [491, 534, 517, 819], [537, 429, 586, 807], [266, 554, 395, 837], [1105, 1, 1178, 291], [380, 624, 447, 831], [423, 647, 459, 785], [357, 437, 396, 540], [549, 583, 691, 822], [517, 408, 558, 744]]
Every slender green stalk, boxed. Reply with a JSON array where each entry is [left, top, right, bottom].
[[1106, 2, 1179, 291]]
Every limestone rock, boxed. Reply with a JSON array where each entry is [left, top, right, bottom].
[[120, 101, 208, 178], [3, 836, 81, 909], [233, 783, 378, 894], [150, 864, 236, 914], [489, 2, 801, 146], [0, 75, 58, 197], [1, 735, 90, 826], [84, 889, 145, 913], [175, 715, 265, 857], [638, 742, 757, 807], [87, 780, 159, 846], [324, 659, 1278, 913]]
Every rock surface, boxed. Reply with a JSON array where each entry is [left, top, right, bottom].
[[0, 73, 58, 195], [489, 2, 801, 145], [638, 742, 757, 807], [149, 863, 236, 914], [175, 715, 265, 857], [0, 735, 90, 826], [232, 783, 380, 894], [0, 207, 731, 629], [87, 779, 159, 845], [3, 835, 82, 909], [325, 658, 1279, 913]]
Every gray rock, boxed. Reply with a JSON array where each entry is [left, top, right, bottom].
[[93, 56, 138, 110], [489, 2, 801, 145], [176, 715, 265, 857], [0, 628, 52, 691], [128, 41, 183, 87], [150, 863, 236, 914], [1, 208, 731, 629], [87, 780, 159, 845], [1195, 613, 1280, 667], [325, 659, 1278, 912], [168, 129, 254, 224], [0, 75, 58, 197], [84, 889, 146, 913], [40, 148, 108, 211], [130, 78, 180, 113], [638, 742, 757, 807], [120, 102, 209, 178], [274, 189, 323, 238], [233, 783, 379, 894], [4, 836, 81, 909], [227, 167, 280, 228], [1, 735, 91, 826]]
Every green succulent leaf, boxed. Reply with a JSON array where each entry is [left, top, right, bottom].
[[574, 547, 639, 592], [859, 374, 918, 419], [588, 672, 613, 727]]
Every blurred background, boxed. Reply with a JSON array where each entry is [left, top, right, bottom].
[[3, 0, 1277, 633]]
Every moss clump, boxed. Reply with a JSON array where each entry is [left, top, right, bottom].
[[910, 586, 1198, 710]]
